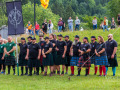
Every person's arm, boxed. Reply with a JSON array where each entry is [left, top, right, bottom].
[[62, 46, 67, 58], [2, 50, 5, 60], [44, 48, 52, 54], [8, 46, 16, 54], [38, 49, 41, 60], [70, 45, 73, 56], [25, 49, 29, 60], [98, 48, 105, 55]]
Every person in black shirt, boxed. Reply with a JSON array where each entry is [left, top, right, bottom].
[[95, 36, 108, 76], [70, 35, 81, 76], [42, 37, 54, 76], [60, 17, 65, 32], [42, 19, 47, 34], [27, 36, 32, 47], [49, 34, 57, 74], [77, 37, 91, 76], [18, 38, 28, 76], [56, 34, 67, 75], [90, 36, 98, 75], [25, 37, 41, 76], [38, 35, 45, 74], [105, 34, 118, 76], [64, 35, 72, 74]]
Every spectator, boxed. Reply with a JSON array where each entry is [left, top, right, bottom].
[[60, 17, 65, 32], [111, 20, 116, 29], [26, 21, 32, 35], [117, 13, 120, 27], [48, 20, 53, 34], [103, 17, 109, 32], [58, 19, 63, 32], [92, 17, 97, 30], [42, 19, 47, 34], [68, 17, 73, 32], [35, 22, 40, 35], [75, 16, 80, 31], [100, 21, 104, 29]]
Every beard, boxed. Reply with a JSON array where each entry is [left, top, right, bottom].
[[73, 40, 78, 45]]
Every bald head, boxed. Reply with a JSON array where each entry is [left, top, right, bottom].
[[108, 34, 113, 40]]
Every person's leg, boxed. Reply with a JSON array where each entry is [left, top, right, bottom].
[[56, 65, 60, 75], [3, 64, 5, 73], [28, 67, 32, 76], [61, 65, 65, 75], [41, 65, 44, 73], [99, 65, 102, 76], [69, 25, 71, 31], [106, 25, 109, 31], [44, 66, 47, 76], [21, 66, 24, 75], [88, 67, 90, 75], [102, 65, 106, 76], [0, 64, 1, 72], [70, 66, 74, 75], [71, 25, 73, 32], [36, 67, 39, 75], [85, 67, 89, 76], [12, 65, 15, 75], [77, 67, 81, 76], [93, 25, 95, 30], [112, 67, 116, 76], [75, 25, 77, 31], [25, 66, 28, 75], [50, 66, 53, 76], [60, 26, 62, 32], [94, 65, 98, 75], [96, 24, 97, 29], [8, 65, 10, 74], [103, 25, 105, 32], [78, 25, 80, 30], [58, 26, 60, 32], [105, 67, 108, 75], [66, 66, 68, 74]]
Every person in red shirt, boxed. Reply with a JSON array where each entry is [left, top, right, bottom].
[[35, 22, 40, 35]]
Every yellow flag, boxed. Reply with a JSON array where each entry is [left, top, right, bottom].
[[40, 0, 49, 9]]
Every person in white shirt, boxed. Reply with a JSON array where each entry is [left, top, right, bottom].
[[75, 17, 80, 31], [92, 17, 97, 30]]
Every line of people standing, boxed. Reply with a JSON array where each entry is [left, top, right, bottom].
[[0, 33, 118, 76]]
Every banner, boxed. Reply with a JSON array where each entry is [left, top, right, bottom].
[[40, 0, 49, 9], [6, 1, 24, 35]]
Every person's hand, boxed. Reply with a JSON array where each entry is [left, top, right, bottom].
[[56, 48, 59, 51], [111, 54, 114, 59], [6, 52, 10, 56], [1, 57, 4, 60], [25, 56, 28, 60], [38, 56, 40, 60], [62, 54, 65, 58], [43, 54, 46, 58], [96, 53, 100, 57], [81, 51, 84, 55]]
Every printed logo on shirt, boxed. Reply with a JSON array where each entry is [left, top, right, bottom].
[[9, 44, 11, 46], [1, 46, 3, 48]]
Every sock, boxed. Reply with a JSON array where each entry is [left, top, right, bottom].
[[71, 66, 74, 74], [112, 67, 116, 76], [57, 71, 60, 74], [95, 66, 98, 74], [21, 67, 23, 74], [53, 71, 56, 74], [99, 66, 102, 75], [12, 65, 15, 74], [78, 68, 81, 75], [29, 67, 32, 75], [41, 65, 44, 72], [88, 67, 90, 75], [36, 67, 39, 74], [85, 69, 89, 75], [8, 65, 10, 74], [25, 67, 28, 74], [3, 64, 6, 72], [102, 66, 106, 75], [106, 67, 108, 75], [61, 71, 64, 74]]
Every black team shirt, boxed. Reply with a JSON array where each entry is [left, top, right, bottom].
[[28, 43, 40, 59], [56, 40, 67, 55], [18, 43, 28, 55], [50, 39, 56, 52], [27, 42, 32, 48], [73, 42, 81, 57], [95, 42, 106, 56], [90, 41, 97, 56], [65, 40, 72, 56], [43, 42, 53, 53], [105, 40, 117, 56]]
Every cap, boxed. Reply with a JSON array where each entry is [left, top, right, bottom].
[[91, 36, 97, 40], [64, 35, 69, 38], [75, 35, 79, 38], [44, 37, 49, 40], [21, 37, 25, 40], [27, 36, 32, 39], [57, 34, 63, 37], [83, 37, 88, 41], [31, 37, 36, 40]]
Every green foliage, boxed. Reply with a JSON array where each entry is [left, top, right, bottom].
[[22, 3, 60, 30]]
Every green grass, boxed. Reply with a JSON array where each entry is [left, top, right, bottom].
[[3, 28, 120, 90]]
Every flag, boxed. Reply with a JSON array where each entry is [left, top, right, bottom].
[[6, 1, 24, 35], [40, 0, 49, 9]]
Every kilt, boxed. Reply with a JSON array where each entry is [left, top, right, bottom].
[[70, 56, 79, 66], [5, 56, 16, 66], [77, 56, 91, 67], [19, 54, 28, 66], [43, 53, 54, 66], [40, 55, 43, 65], [55, 54, 67, 65], [107, 55, 118, 67], [28, 59, 40, 67], [65, 55, 71, 66], [0, 53, 4, 64], [95, 56, 108, 66], [90, 56, 95, 64], [52, 51, 57, 65]]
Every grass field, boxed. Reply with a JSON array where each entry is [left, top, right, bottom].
[[1, 29, 120, 90]]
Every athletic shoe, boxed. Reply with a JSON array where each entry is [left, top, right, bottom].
[[69, 74, 74, 76], [65, 72, 68, 74], [28, 74, 32, 76], [25, 73, 28, 75], [76, 74, 80, 76], [113, 74, 115, 76], [21, 74, 24, 76], [1, 71, 4, 74], [13, 73, 16, 75]]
